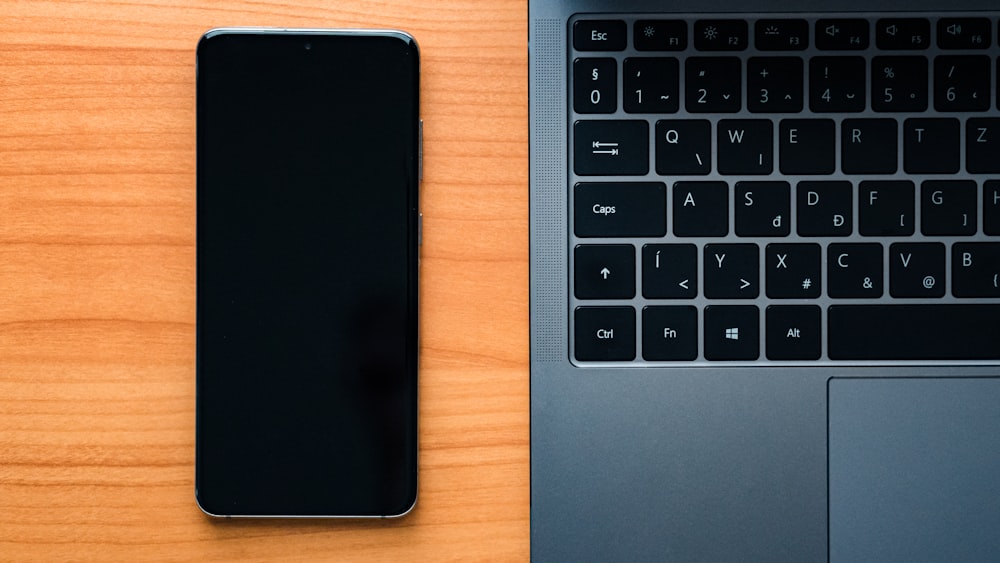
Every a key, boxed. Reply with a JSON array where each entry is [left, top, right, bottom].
[[642, 306, 698, 361], [655, 119, 711, 175], [934, 56, 990, 112], [952, 243, 1000, 297], [573, 20, 627, 51], [903, 118, 959, 174], [809, 56, 865, 112], [920, 180, 976, 236], [766, 243, 822, 299], [871, 56, 927, 112], [634, 20, 687, 51], [574, 182, 667, 238], [642, 244, 697, 299], [780, 119, 835, 175], [574, 120, 649, 176], [685, 57, 741, 113], [876, 18, 930, 50], [704, 243, 758, 299], [860, 180, 915, 236], [717, 119, 773, 174], [766, 305, 821, 361], [694, 20, 747, 51], [755, 19, 808, 51], [574, 244, 635, 299], [673, 182, 728, 237], [937, 18, 991, 49], [889, 242, 945, 298], [735, 181, 790, 237], [575, 306, 635, 361], [828, 243, 884, 298], [815, 19, 869, 50], [574, 58, 616, 114], [747, 57, 803, 113], [966, 118, 1000, 173], [796, 181, 853, 237], [623, 58, 679, 114], [985, 181, 1000, 236], [704, 305, 759, 361], [841, 119, 897, 174]]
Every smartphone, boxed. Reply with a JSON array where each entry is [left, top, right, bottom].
[[195, 29, 419, 517]]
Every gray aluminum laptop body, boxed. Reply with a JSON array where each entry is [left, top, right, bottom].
[[529, 0, 1000, 560]]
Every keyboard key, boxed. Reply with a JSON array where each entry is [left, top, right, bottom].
[[574, 182, 667, 238], [903, 118, 959, 174], [810, 56, 865, 112], [952, 243, 1000, 297], [642, 244, 697, 299], [815, 19, 869, 50], [634, 20, 687, 51], [986, 181, 1000, 236], [921, 180, 976, 236], [889, 242, 946, 298], [828, 305, 1000, 360], [937, 18, 991, 49], [717, 119, 773, 174], [704, 305, 759, 361], [747, 57, 803, 113], [573, 58, 616, 114], [859, 180, 915, 236], [797, 181, 853, 236], [934, 56, 991, 112], [642, 306, 698, 360], [685, 57, 741, 112], [828, 243, 884, 298], [871, 56, 927, 112], [693, 19, 747, 51], [655, 119, 711, 175], [575, 306, 636, 361], [966, 118, 1000, 173], [574, 244, 635, 299], [780, 119, 835, 174], [766, 243, 822, 298], [704, 243, 759, 299], [735, 181, 790, 237], [623, 58, 679, 113], [766, 305, 821, 360], [573, 20, 627, 51], [673, 182, 728, 237], [574, 120, 649, 176], [755, 19, 808, 51], [876, 18, 930, 50], [841, 119, 897, 174]]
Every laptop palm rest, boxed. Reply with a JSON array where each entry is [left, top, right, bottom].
[[828, 377, 1000, 562]]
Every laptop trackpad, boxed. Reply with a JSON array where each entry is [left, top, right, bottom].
[[828, 377, 1000, 562]]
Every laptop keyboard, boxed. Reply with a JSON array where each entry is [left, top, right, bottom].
[[567, 13, 1000, 364]]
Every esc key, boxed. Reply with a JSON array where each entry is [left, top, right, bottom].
[[574, 20, 627, 51]]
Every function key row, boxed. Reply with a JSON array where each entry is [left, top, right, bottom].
[[574, 17, 996, 52]]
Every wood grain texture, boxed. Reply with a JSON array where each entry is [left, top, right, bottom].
[[0, 1, 529, 559]]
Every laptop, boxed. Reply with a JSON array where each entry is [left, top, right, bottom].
[[529, 0, 1000, 560]]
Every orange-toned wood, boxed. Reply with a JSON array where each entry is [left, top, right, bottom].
[[0, 1, 529, 559]]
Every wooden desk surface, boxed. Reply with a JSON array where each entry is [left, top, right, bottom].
[[0, 1, 529, 559]]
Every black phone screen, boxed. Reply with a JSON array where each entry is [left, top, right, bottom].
[[195, 30, 419, 517]]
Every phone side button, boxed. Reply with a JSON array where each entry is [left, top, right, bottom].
[[418, 119, 424, 182], [419, 212, 423, 246]]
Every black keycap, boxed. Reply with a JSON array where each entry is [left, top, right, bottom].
[[766, 243, 822, 299], [809, 57, 865, 112], [673, 182, 728, 237], [704, 243, 758, 299], [685, 57, 741, 113], [921, 180, 976, 236], [642, 244, 697, 299], [574, 244, 635, 299], [952, 243, 1000, 297], [574, 182, 667, 238], [766, 305, 821, 361], [986, 181, 1000, 236], [903, 118, 959, 174], [842, 119, 897, 174], [871, 56, 927, 112], [828, 243, 884, 298], [889, 242, 945, 298], [780, 119, 835, 175], [747, 57, 803, 113], [755, 19, 808, 51], [937, 18, 991, 50], [859, 180, 915, 236], [634, 20, 687, 51], [797, 181, 853, 237], [574, 20, 627, 51], [967, 118, 1000, 174], [575, 306, 636, 361], [828, 305, 1000, 360], [574, 121, 649, 176], [623, 58, 679, 113], [934, 56, 991, 112], [816, 19, 869, 50], [655, 119, 711, 175], [642, 306, 698, 361], [693, 19, 748, 51], [876, 18, 930, 50], [717, 119, 773, 175], [704, 305, 760, 361], [735, 181, 790, 237], [574, 58, 616, 114]]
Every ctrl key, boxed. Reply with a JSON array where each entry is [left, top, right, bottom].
[[575, 306, 636, 361]]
